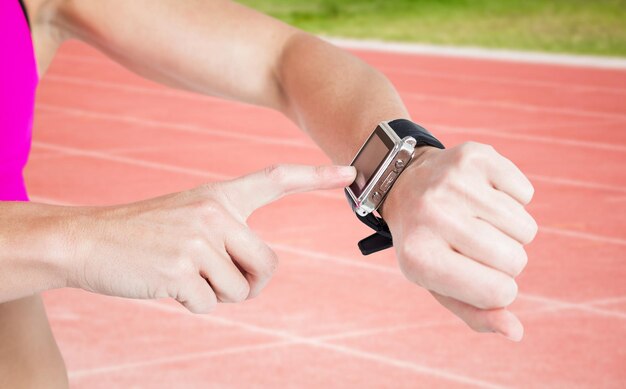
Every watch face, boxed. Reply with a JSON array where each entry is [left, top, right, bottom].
[[349, 125, 395, 197]]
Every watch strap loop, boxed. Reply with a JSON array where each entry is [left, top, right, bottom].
[[344, 190, 393, 255]]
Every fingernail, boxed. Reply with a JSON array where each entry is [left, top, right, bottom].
[[496, 326, 524, 342]]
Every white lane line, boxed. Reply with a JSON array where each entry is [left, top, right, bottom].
[[29, 143, 626, 245], [540, 226, 626, 247], [326, 37, 626, 70], [271, 243, 398, 274], [271, 245, 626, 320], [32, 142, 228, 180], [583, 295, 626, 307], [34, 103, 626, 194], [30, 194, 625, 321], [32, 191, 625, 383], [31, 132, 626, 197], [62, 284, 622, 380], [36, 104, 313, 150], [68, 320, 454, 380], [41, 71, 626, 138], [42, 74, 239, 107], [520, 294, 626, 319], [42, 70, 626, 125], [42, 71, 626, 137], [131, 300, 507, 389], [64, 288, 626, 383], [527, 174, 626, 195], [502, 118, 622, 132], [33, 107, 626, 210], [376, 66, 626, 95], [30, 143, 342, 204], [314, 321, 456, 342], [69, 339, 296, 380], [56, 51, 626, 92], [434, 125, 626, 153], [64, 296, 607, 381], [38, 96, 626, 154], [30, 141, 626, 247], [404, 92, 626, 121], [31, 196, 626, 318]]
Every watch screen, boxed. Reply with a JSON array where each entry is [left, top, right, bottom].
[[349, 126, 394, 197]]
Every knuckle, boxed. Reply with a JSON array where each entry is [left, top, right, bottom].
[[260, 250, 279, 277], [185, 236, 208, 256], [524, 216, 539, 244], [199, 199, 226, 219], [523, 181, 536, 205], [482, 143, 496, 154], [227, 279, 251, 303], [459, 141, 485, 154], [479, 310, 506, 333], [168, 257, 197, 282], [202, 293, 218, 313], [515, 213, 538, 245], [484, 278, 518, 309], [456, 142, 490, 168], [528, 183, 536, 202], [500, 279, 519, 306], [263, 164, 288, 185], [189, 296, 217, 314], [313, 165, 327, 179], [508, 245, 528, 277], [196, 182, 217, 196]]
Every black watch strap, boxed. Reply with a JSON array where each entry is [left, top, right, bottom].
[[349, 119, 445, 255], [388, 119, 444, 149]]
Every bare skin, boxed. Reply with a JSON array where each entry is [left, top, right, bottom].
[[1, 0, 537, 386]]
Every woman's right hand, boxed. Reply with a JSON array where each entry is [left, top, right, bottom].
[[63, 164, 356, 313]]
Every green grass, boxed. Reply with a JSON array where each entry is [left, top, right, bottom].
[[238, 0, 626, 57]]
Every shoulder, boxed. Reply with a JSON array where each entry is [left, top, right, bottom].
[[22, 0, 72, 75]]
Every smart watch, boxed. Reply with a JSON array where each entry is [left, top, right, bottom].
[[345, 119, 445, 255]]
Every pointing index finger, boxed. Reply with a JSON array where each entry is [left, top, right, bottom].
[[220, 164, 356, 219]]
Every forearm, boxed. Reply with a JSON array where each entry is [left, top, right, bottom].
[[56, 0, 295, 110], [277, 34, 410, 164], [56, 0, 409, 158], [0, 203, 70, 303]]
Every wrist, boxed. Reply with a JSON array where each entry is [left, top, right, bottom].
[[28, 204, 100, 291], [31, 205, 79, 290], [0, 203, 79, 299], [378, 146, 441, 223], [344, 118, 445, 255], [60, 206, 104, 289]]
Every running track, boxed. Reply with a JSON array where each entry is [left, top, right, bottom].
[[27, 41, 626, 388]]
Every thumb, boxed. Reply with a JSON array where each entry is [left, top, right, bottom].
[[220, 164, 356, 219]]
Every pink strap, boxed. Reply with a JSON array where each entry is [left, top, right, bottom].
[[0, 0, 39, 201]]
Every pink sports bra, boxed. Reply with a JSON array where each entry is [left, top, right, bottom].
[[0, 0, 38, 201]]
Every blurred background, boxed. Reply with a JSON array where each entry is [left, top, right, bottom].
[[30, 1, 625, 388], [239, 0, 626, 56]]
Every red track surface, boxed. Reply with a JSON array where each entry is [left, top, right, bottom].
[[28, 41, 626, 388]]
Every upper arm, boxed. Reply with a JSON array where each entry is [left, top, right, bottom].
[[55, 0, 301, 110]]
